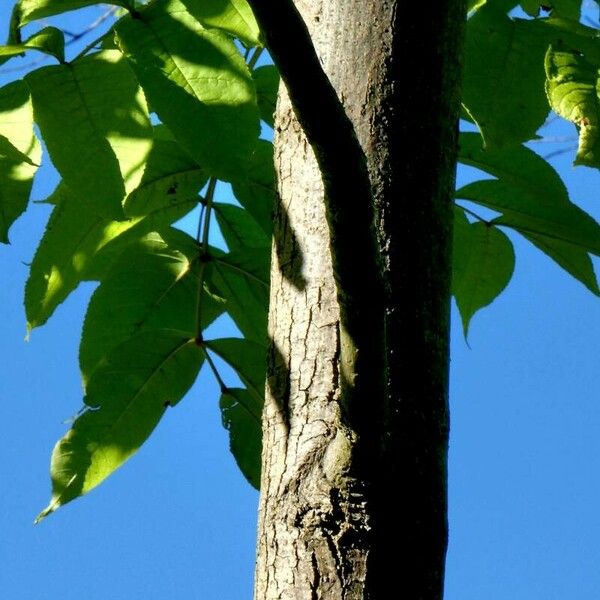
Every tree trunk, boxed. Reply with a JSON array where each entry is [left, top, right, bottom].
[[254, 2, 466, 598]]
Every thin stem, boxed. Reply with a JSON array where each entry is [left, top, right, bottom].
[[73, 30, 112, 60], [69, 6, 119, 59], [196, 204, 206, 243], [194, 178, 218, 337], [202, 347, 229, 393], [544, 146, 578, 161], [248, 46, 264, 69], [202, 178, 218, 253]]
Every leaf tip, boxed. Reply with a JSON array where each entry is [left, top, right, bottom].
[[460, 314, 473, 346], [34, 499, 59, 524]]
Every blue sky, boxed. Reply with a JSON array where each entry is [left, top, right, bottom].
[[1, 4, 600, 599]]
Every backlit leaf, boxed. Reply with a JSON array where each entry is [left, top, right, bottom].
[[25, 50, 152, 220], [179, 0, 261, 46], [124, 127, 208, 217], [15, 0, 130, 27], [545, 43, 600, 167], [25, 185, 196, 330], [0, 26, 65, 63], [0, 80, 41, 243], [80, 230, 224, 384], [115, 0, 259, 181], [35, 331, 204, 522]]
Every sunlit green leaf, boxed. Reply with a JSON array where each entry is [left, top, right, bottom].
[[25, 50, 152, 220], [0, 80, 41, 243], [0, 27, 65, 63], [179, 0, 261, 46], [452, 208, 515, 336], [35, 331, 204, 523], [253, 65, 278, 128], [115, 0, 259, 181], [25, 186, 196, 330], [124, 127, 208, 217], [545, 43, 600, 167], [15, 0, 130, 27], [468, 0, 488, 12], [80, 230, 224, 384], [220, 387, 261, 489]]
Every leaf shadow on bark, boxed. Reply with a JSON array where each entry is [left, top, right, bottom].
[[273, 190, 308, 292], [265, 339, 291, 434]]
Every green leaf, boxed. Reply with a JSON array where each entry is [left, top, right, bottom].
[[15, 0, 130, 27], [25, 185, 196, 330], [458, 132, 568, 204], [520, 0, 541, 15], [452, 209, 515, 336], [518, 0, 581, 17], [179, 0, 261, 46], [457, 131, 600, 287], [220, 387, 261, 489], [0, 27, 65, 63], [124, 128, 208, 217], [253, 65, 278, 128], [214, 202, 270, 252], [209, 248, 269, 344], [8, 5, 22, 45], [0, 135, 35, 165], [80, 230, 224, 384], [231, 139, 275, 235], [545, 43, 600, 167], [25, 50, 152, 220], [462, 7, 551, 146], [205, 337, 266, 399], [0, 80, 41, 243], [35, 331, 204, 522], [457, 180, 600, 255], [521, 231, 599, 295], [115, 0, 259, 181], [468, 0, 488, 12]]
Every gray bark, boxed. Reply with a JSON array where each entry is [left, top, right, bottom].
[[254, 2, 466, 598]]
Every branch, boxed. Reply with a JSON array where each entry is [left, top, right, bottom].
[[246, 0, 384, 347]]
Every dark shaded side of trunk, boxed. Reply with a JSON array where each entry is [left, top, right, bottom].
[[253, 2, 466, 598]]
